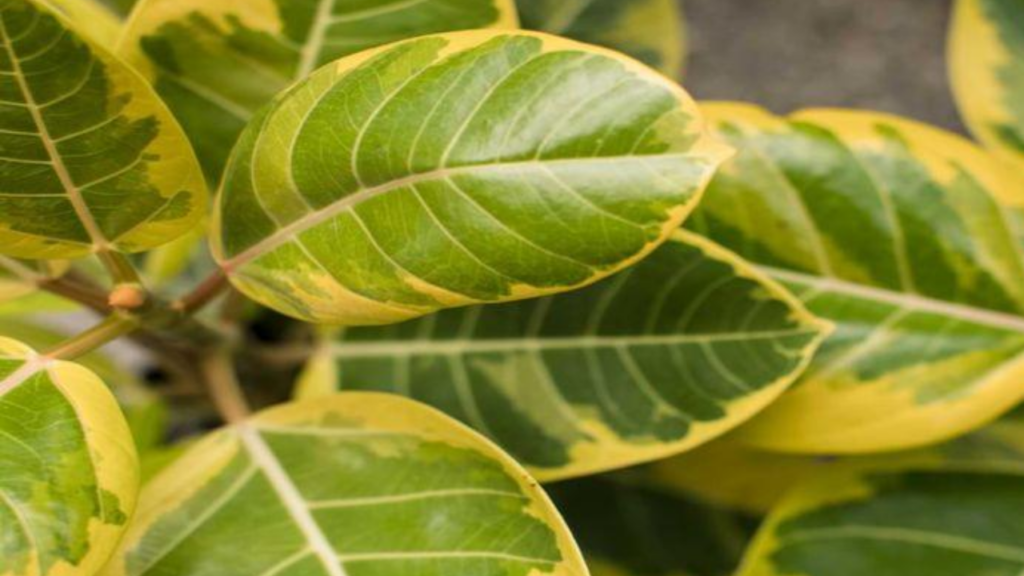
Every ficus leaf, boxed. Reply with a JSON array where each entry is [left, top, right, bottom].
[[0, 0, 207, 260], [515, 0, 686, 79], [738, 459, 1024, 576], [40, 0, 121, 47], [117, 0, 519, 182], [547, 471, 758, 576], [213, 30, 730, 326], [102, 393, 587, 576], [688, 103, 1024, 454], [950, 0, 1024, 174], [296, 231, 827, 480], [0, 336, 139, 576]]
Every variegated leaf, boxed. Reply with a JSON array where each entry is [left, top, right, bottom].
[[0, 0, 206, 259], [516, 0, 686, 79], [40, 0, 121, 47], [102, 393, 587, 576], [689, 103, 1024, 453], [548, 470, 758, 576], [738, 459, 1024, 576], [296, 232, 827, 480], [0, 336, 139, 576], [117, 0, 519, 181], [213, 30, 730, 326], [950, 0, 1024, 174]]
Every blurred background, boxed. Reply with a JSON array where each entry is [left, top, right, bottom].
[[683, 0, 964, 133]]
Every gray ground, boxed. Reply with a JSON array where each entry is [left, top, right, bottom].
[[683, 0, 964, 133]]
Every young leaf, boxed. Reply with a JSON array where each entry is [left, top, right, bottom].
[[102, 393, 587, 576], [0, 0, 207, 260], [213, 30, 730, 326], [688, 103, 1024, 454], [117, 0, 519, 181], [295, 231, 827, 480], [949, 0, 1024, 174], [738, 461, 1024, 576], [0, 336, 139, 576], [547, 471, 758, 576], [516, 0, 686, 79]]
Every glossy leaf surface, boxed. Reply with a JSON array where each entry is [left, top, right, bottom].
[[214, 30, 729, 326], [0, 0, 206, 259], [739, 460, 1024, 576], [548, 471, 758, 576], [0, 336, 139, 576], [689, 103, 1024, 453], [950, 0, 1024, 174], [516, 0, 685, 79], [297, 232, 826, 480], [118, 0, 518, 181], [103, 393, 586, 576]]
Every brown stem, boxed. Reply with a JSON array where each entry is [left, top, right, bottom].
[[37, 270, 111, 314], [173, 268, 229, 315]]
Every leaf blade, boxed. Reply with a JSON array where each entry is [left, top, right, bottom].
[[689, 102, 1024, 453]]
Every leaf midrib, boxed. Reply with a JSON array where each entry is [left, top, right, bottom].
[[0, 16, 109, 251], [221, 152, 700, 271], [329, 327, 818, 358], [762, 265, 1024, 334]]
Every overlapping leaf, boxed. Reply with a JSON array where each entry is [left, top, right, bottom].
[[689, 103, 1024, 453], [739, 459, 1024, 576], [102, 393, 587, 576], [516, 0, 686, 79], [949, 0, 1024, 173], [0, 0, 206, 259], [213, 30, 730, 326], [118, 0, 519, 181], [297, 232, 827, 480], [548, 471, 758, 576], [0, 336, 139, 576], [41, 0, 121, 47]]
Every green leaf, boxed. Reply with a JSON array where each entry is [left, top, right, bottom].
[[102, 393, 587, 576], [950, 0, 1024, 174], [117, 0, 519, 182], [738, 460, 1024, 576], [213, 30, 730, 326], [0, 255, 66, 303], [0, 0, 207, 260], [40, 0, 122, 47], [296, 231, 827, 480], [516, 0, 686, 79], [547, 471, 758, 576], [0, 336, 139, 576], [688, 103, 1024, 454]]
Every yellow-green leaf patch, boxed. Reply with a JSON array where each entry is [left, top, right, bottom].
[[950, 0, 1024, 174], [0, 336, 139, 576], [296, 231, 827, 480], [103, 393, 587, 576], [213, 30, 730, 326], [118, 0, 519, 181], [515, 0, 686, 79], [688, 103, 1024, 454], [0, 0, 206, 259]]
